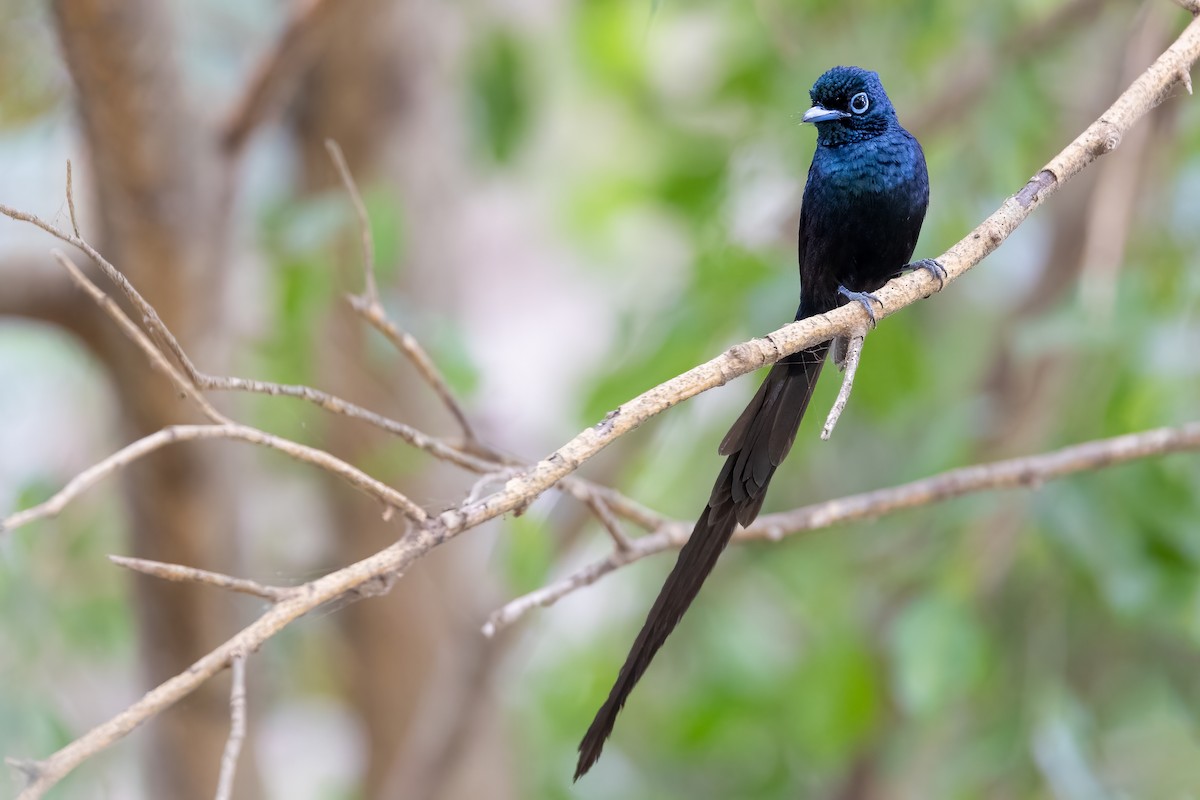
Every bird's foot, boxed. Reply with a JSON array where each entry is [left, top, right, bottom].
[[837, 285, 882, 328], [902, 258, 947, 291]]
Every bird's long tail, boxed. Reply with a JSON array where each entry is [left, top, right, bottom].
[[574, 341, 830, 780]]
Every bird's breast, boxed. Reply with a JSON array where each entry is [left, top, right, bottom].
[[799, 130, 930, 306], [811, 138, 922, 199]]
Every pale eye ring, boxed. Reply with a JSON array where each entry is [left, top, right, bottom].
[[849, 92, 870, 114]]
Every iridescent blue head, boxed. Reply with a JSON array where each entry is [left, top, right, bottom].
[[803, 66, 899, 146]]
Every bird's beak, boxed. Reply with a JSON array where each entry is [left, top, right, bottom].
[[802, 105, 849, 124]]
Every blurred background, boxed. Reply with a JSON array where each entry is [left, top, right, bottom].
[[2, 0, 1199, 798]]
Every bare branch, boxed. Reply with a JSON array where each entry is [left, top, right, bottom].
[[822, 328, 867, 440], [199, 373, 495, 472], [441, 14, 1200, 537], [9, 201, 656, 537], [325, 138, 483, 446], [221, 0, 343, 155], [213, 654, 247, 800], [486, 422, 1200, 634], [13, 524, 436, 800], [2, 423, 427, 535], [64, 161, 80, 239], [348, 297, 485, 445], [109, 556, 294, 603], [0, 200, 203, 386], [581, 493, 634, 551], [51, 250, 227, 424], [325, 139, 377, 300]]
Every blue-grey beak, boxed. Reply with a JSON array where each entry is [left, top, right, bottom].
[[802, 105, 849, 124]]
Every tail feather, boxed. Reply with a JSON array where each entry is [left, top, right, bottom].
[[574, 342, 829, 779]]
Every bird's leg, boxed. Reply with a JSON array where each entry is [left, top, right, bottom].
[[896, 257, 947, 291], [837, 285, 883, 328]]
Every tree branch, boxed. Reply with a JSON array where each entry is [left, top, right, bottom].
[[1, 422, 427, 535], [109, 556, 294, 603], [325, 138, 483, 448], [822, 327, 868, 440], [0, 201, 654, 534], [485, 422, 1200, 635], [440, 12, 1200, 536], [213, 653, 247, 800], [50, 250, 228, 424]]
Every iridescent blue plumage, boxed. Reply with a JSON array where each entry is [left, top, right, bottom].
[[799, 66, 932, 318], [575, 66, 933, 780]]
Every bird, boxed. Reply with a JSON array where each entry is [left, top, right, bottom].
[[574, 66, 942, 781]]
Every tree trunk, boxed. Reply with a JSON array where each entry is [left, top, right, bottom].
[[51, 1, 257, 796]]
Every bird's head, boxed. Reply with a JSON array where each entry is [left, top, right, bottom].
[[803, 66, 898, 146]]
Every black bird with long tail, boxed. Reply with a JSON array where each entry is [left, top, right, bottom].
[[574, 66, 942, 780]]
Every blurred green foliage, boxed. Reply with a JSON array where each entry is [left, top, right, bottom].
[[468, 30, 534, 165]]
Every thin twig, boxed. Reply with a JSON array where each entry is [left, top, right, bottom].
[[213, 654, 247, 800], [324, 139, 377, 300], [13, 524, 440, 800], [198, 372, 495, 473], [0, 195, 203, 387], [822, 329, 866, 440], [484, 421, 1200, 635], [1, 423, 426, 534], [581, 493, 634, 551], [325, 139, 483, 445], [35, 178, 500, 471], [109, 555, 294, 603], [563, 479, 669, 532], [7, 203, 655, 534], [51, 251, 227, 424], [347, 296, 482, 444], [64, 161, 80, 238]]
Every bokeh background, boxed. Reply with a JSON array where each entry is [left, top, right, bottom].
[[2, 0, 1200, 798]]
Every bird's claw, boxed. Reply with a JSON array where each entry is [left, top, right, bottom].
[[906, 258, 946, 291], [837, 285, 882, 328]]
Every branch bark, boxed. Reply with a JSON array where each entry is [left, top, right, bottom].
[[109, 556, 294, 603], [485, 422, 1200, 634]]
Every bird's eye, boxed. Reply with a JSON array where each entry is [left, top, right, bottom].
[[849, 92, 870, 114]]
